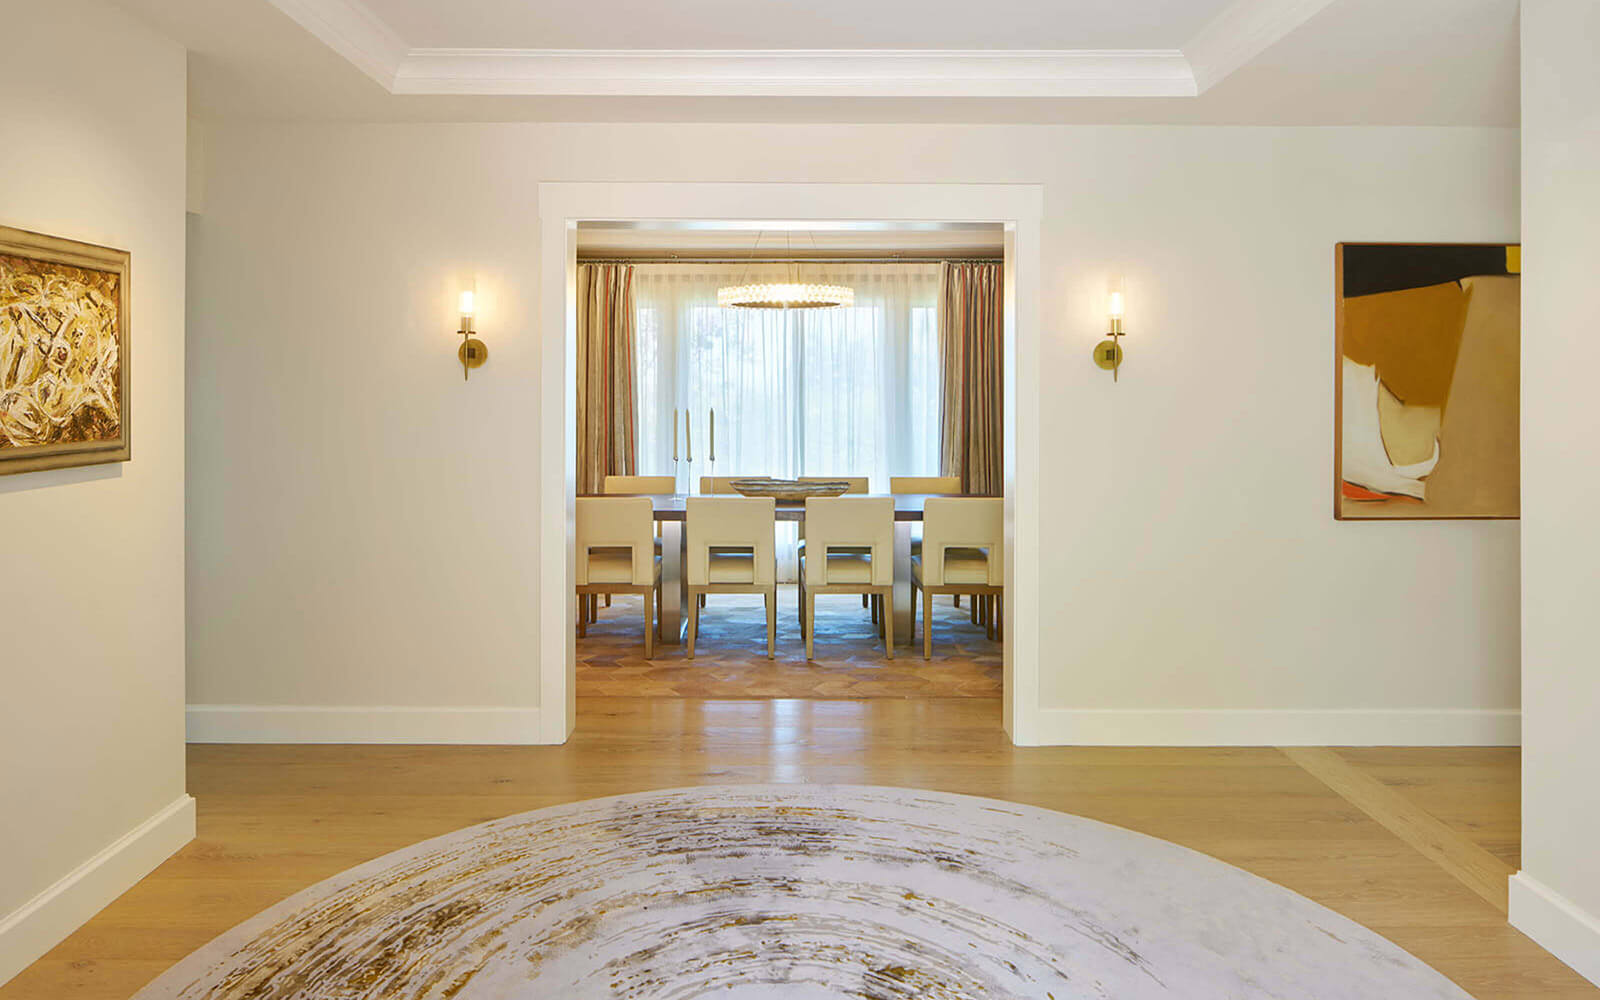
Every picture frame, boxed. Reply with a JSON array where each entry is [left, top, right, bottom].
[[1334, 241, 1520, 521], [0, 224, 131, 475]]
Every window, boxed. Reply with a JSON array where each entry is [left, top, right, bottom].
[[633, 261, 942, 494]]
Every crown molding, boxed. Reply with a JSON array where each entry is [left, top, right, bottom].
[[1182, 0, 1341, 93], [266, 0, 407, 87], [392, 49, 1196, 98], [264, 0, 1332, 100]]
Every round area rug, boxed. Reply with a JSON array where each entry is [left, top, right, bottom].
[[136, 785, 1470, 999]]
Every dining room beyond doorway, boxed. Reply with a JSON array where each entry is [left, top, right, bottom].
[[571, 221, 1007, 700]]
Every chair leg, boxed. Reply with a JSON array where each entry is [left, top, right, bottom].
[[986, 596, 997, 640], [870, 594, 879, 624], [805, 591, 816, 661], [971, 597, 980, 624], [766, 587, 777, 659], [686, 591, 699, 659], [954, 594, 960, 608], [577, 593, 587, 638], [591, 594, 600, 624], [655, 584, 663, 640], [797, 580, 806, 636], [882, 590, 894, 659], [923, 588, 934, 659], [605, 594, 611, 608], [862, 594, 869, 609], [699, 594, 707, 608], [644, 588, 655, 659]]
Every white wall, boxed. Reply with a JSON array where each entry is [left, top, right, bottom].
[[1511, 0, 1600, 984], [0, 0, 192, 985], [187, 122, 1520, 745]]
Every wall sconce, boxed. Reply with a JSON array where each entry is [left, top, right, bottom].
[[1092, 278, 1125, 381], [457, 289, 487, 380]]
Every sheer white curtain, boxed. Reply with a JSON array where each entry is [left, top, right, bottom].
[[631, 261, 942, 578]]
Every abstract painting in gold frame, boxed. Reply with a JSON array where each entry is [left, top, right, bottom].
[[0, 225, 131, 475], [1335, 242, 1519, 520]]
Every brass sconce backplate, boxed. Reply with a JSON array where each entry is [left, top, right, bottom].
[[1092, 339, 1123, 370], [459, 337, 488, 378]]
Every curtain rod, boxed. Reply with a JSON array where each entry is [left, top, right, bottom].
[[576, 256, 1003, 264]]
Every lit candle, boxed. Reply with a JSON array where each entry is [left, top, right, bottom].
[[673, 409, 679, 461], [709, 407, 715, 461]]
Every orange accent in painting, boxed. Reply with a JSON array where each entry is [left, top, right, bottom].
[[1342, 482, 1424, 503]]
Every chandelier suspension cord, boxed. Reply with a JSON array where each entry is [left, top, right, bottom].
[[739, 229, 763, 290]]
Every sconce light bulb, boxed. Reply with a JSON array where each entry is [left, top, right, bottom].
[[459, 290, 476, 318], [1107, 289, 1125, 320]]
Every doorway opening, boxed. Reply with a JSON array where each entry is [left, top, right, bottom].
[[536, 183, 1043, 744], [573, 221, 1004, 699]]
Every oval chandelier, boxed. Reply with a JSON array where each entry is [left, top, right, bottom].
[[717, 281, 855, 309], [717, 231, 855, 310]]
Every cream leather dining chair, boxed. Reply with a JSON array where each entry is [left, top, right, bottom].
[[694, 478, 765, 608], [889, 476, 962, 495], [797, 476, 870, 609], [911, 497, 1003, 659], [685, 497, 777, 659], [575, 497, 661, 658], [596, 476, 674, 614], [798, 496, 895, 660], [891, 475, 965, 606], [604, 475, 676, 495]]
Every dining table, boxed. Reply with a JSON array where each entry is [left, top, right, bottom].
[[618, 493, 951, 648]]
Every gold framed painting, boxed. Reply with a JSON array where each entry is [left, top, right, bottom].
[[1335, 242, 1519, 520], [0, 225, 131, 475]]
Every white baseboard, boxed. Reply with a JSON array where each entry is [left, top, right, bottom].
[[1024, 707, 1521, 746], [1510, 872, 1600, 986], [186, 704, 550, 744], [0, 794, 195, 988]]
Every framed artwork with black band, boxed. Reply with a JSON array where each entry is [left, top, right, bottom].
[[1335, 242, 1520, 520]]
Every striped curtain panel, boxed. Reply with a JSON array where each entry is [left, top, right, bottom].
[[576, 263, 638, 495], [938, 261, 1003, 496]]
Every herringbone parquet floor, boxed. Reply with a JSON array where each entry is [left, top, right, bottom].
[[576, 591, 1002, 698]]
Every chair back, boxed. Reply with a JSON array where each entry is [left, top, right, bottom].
[[804, 496, 893, 586], [575, 497, 655, 586], [890, 476, 961, 495], [802, 475, 869, 494], [700, 476, 765, 494], [920, 497, 1003, 586], [685, 497, 776, 586], [604, 475, 675, 495]]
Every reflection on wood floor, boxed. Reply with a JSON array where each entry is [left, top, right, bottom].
[[577, 592, 1002, 698]]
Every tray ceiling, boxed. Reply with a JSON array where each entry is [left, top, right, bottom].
[[110, 0, 1520, 124], [361, 0, 1232, 51]]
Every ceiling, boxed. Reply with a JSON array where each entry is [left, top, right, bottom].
[[110, 0, 1520, 125], [363, 0, 1230, 51]]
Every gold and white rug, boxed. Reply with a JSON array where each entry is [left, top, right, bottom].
[[136, 785, 1470, 998]]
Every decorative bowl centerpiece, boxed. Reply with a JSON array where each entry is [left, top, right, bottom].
[[729, 478, 853, 502]]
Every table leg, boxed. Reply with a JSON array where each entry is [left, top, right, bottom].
[[893, 521, 913, 646], [659, 520, 685, 644]]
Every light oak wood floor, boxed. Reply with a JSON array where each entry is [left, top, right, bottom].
[[2, 698, 1592, 1000]]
